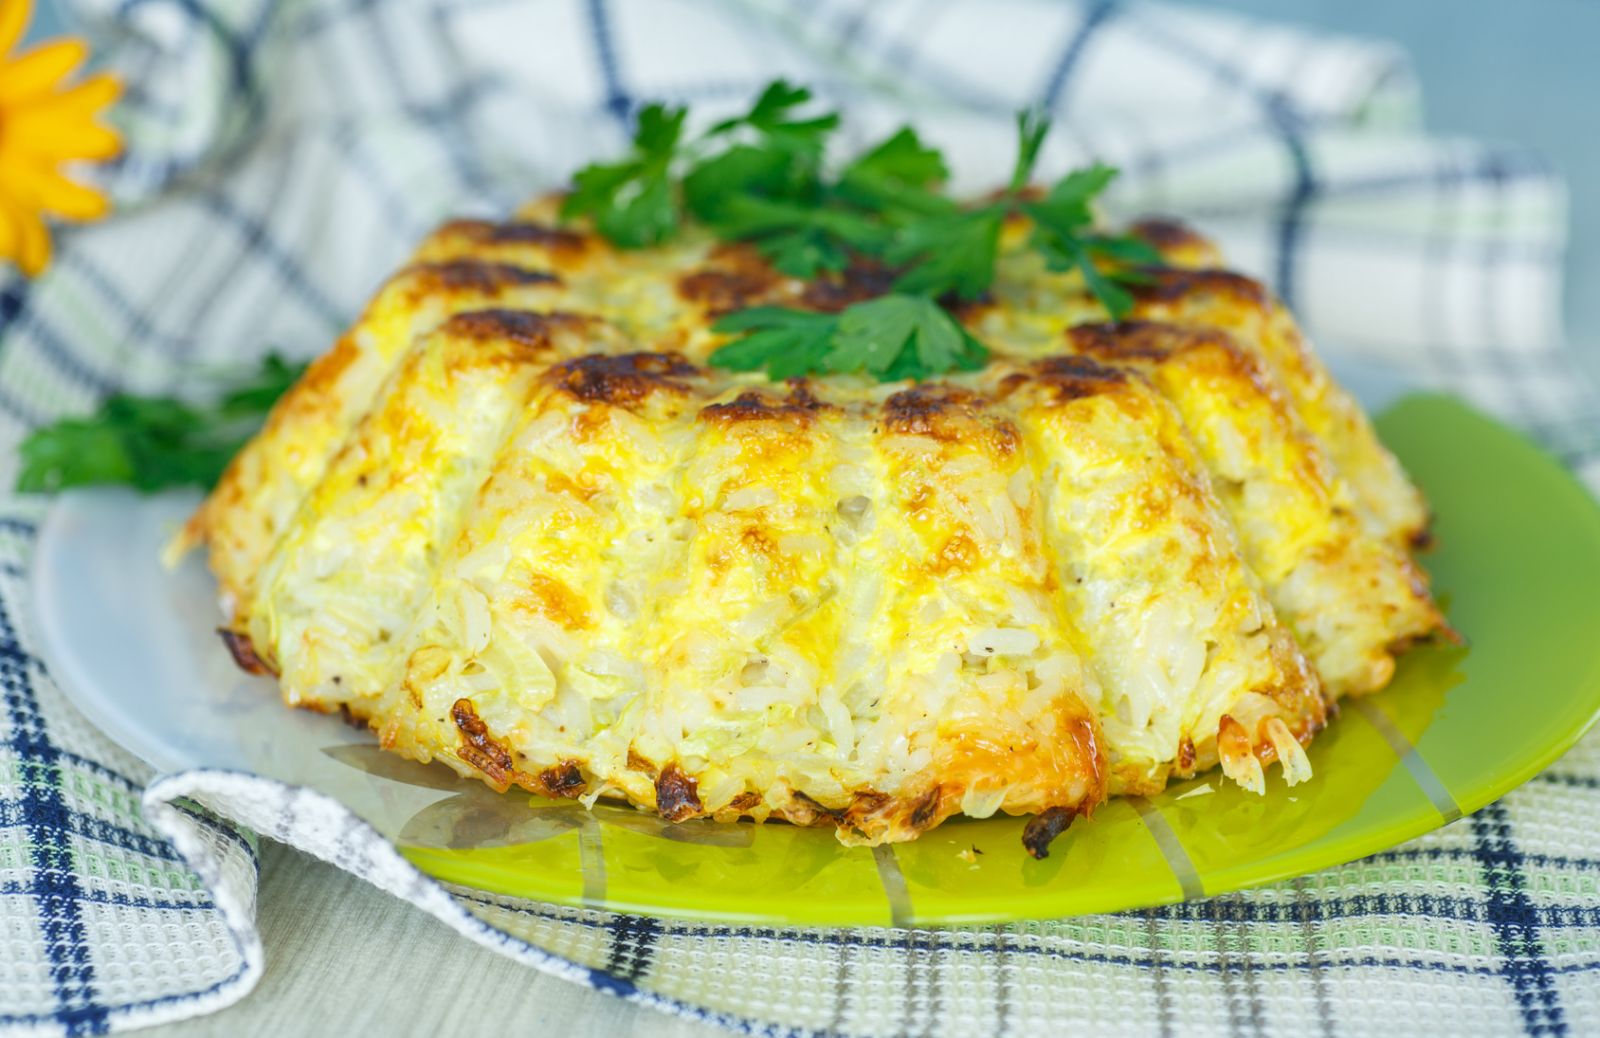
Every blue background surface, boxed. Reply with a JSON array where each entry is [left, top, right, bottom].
[[23, 0, 63, 42], [22, 0, 1599, 378]]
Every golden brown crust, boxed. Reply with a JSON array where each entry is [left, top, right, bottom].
[[883, 384, 1021, 455], [452, 699, 596, 800], [764, 784, 1005, 845], [698, 384, 833, 426], [1021, 805, 1081, 859], [546, 352, 700, 406], [438, 308, 591, 349], [400, 260, 561, 295], [676, 268, 782, 317], [1068, 319, 1228, 362], [653, 763, 704, 822], [1127, 218, 1225, 267], [798, 260, 898, 313], [539, 761, 588, 798], [1128, 267, 1271, 311], [452, 698, 518, 791], [1024, 354, 1134, 401], [435, 218, 591, 255], [218, 628, 272, 675]]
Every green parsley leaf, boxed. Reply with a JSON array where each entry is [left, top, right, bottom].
[[1009, 109, 1052, 195], [708, 307, 838, 379], [888, 208, 1005, 300], [835, 128, 953, 216], [681, 83, 849, 267], [681, 145, 797, 221], [830, 296, 920, 374], [1026, 161, 1116, 230], [750, 228, 852, 281], [634, 102, 689, 154], [695, 81, 837, 202], [834, 294, 985, 375], [707, 195, 889, 278], [712, 306, 837, 335], [879, 114, 1062, 301], [217, 353, 308, 416], [16, 415, 139, 491], [561, 102, 687, 248], [709, 81, 840, 142], [567, 80, 1151, 371], [846, 128, 948, 188], [1022, 163, 1159, 319], [15, 354, 306, 495], [1073, 238, 1135, 319], [708, 295, 985, 382], [1032, 230, 1157, 321], [1082, 233, 1164, 267]]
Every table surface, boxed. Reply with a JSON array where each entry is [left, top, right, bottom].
[[24, 1, 1600, 1034]]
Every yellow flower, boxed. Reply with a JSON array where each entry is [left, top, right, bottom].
[[0, 0, 121, 277]]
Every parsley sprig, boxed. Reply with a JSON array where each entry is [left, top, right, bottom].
[[562, 83, 1161, 382], [15, 354, 305, 494], [709, 297, 987, 382], [562, 105, 688, 248]]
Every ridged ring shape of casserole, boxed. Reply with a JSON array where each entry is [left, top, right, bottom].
[[176, 197, 1451, 853]]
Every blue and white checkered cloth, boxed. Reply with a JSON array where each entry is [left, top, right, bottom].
[[3, 1, 1599, 1034]]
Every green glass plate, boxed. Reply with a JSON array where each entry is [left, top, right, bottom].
[[393, 395, 1600, 925]]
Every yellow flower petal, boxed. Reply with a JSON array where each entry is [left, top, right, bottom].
[[0, 198, 20, 263], [42, 173, 108, 221], [1, 118, 120, 161], [13, 203, 51, 277], [1, 70, 124, 167], [0, 0, 31, 58], [0, 156, 45, 206], [0, 160, 108, 220], [0, 37, 87, 103], [4, 69, 120, 121], [0, 3, 113, 277]]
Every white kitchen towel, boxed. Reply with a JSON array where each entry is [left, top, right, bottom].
[[1, 1, 1596, 1035]]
